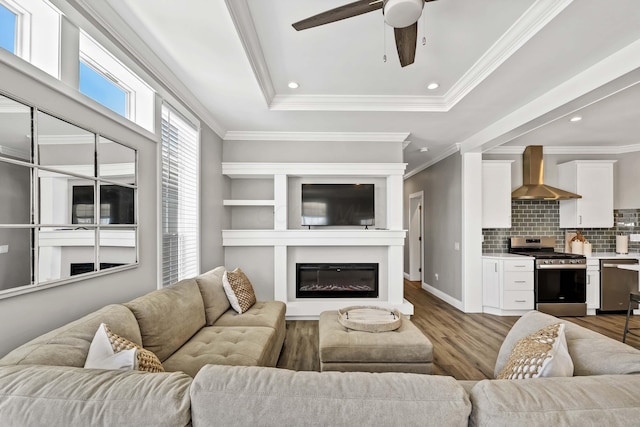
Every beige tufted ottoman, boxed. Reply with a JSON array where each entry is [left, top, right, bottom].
[[318, 310, 433, 374]]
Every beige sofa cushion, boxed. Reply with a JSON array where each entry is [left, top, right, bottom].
[[213, 301, 285, 329], [495, 310, 640, 377], [0, 304, 141, 368], [469, 375, 640, 426], [190, 365, 471, 427], [161, 326, 276, 377], [196, 266, 230, 325], [125, 278, 205, 361], [0, 365, 191, 426]]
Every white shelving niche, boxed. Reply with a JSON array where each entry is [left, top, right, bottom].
[[222, 162, 413, 318]]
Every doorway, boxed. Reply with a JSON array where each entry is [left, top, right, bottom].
[[408, 191, 424, 282]]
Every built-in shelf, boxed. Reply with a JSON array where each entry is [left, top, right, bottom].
[[221, 162, 411, 316], [223, 200, 275, 206]]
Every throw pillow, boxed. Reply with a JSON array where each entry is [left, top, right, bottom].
[[222, 268, 257, 314], [496, 323, 573, 380], [85, 323, 164, 373]]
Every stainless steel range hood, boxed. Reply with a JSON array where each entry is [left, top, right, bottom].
[[511, 145, 581, 200]]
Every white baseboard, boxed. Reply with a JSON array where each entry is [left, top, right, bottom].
[[422, 282, 464, 311], [403, 272, 410, 280]]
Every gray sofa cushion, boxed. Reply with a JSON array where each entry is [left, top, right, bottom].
[[0, 365, 192, 427], [0, 304, 141, 368], [495, 310, 640, 377], [469, 375, 640, 427], [161, 326, 276, 377], [190, 365, 471, 427], [196, 266, 230, 325], [125, 278, 206, 362]]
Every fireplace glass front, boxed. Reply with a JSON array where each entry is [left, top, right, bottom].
[[296, 263, 378, 298]]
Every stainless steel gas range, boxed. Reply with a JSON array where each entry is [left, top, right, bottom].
[[509, 237, 587, 317]]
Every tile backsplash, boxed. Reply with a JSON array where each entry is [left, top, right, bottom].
[[482, 200, 640, 253]]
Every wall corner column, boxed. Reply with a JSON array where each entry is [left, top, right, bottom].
[[462, 152, 483, 313]]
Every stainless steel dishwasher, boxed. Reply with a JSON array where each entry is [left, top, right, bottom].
[[600, 258, 640, 312]]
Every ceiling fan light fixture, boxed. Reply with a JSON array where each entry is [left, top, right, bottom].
[[384, 0, 424, 28], [288, 81, 300, 89]]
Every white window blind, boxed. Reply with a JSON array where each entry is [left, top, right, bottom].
[[161, 104, 199, 286]]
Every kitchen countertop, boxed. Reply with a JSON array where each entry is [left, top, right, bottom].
[[482, 253, 534, 259], [586, 252, 640, 260]]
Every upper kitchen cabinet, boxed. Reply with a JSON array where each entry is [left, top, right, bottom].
[[558, 160, 616, 228], [482, 160, 513, 228]]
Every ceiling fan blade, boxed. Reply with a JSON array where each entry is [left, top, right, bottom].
[[394, 22, 418, 67], [292, 0, 383, 31]]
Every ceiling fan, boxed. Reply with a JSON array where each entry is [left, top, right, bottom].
[[292, 0, 437, 67]]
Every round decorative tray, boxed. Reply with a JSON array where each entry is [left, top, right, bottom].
[[337, 306, 402, 332]]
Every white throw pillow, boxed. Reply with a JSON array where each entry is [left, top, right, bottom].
[[84, 323, 164, 372], [497, 323, 574, 380], [85, 323, 137, 370]]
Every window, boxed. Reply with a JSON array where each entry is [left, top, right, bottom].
[[161, 104, 199, 286], [80, 31, 155, 131], [79, 61, 127, 117], [0, 4, 17, 53], [0, 0, 60, 78]]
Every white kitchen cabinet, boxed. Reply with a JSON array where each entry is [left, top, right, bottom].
[[558, 160, 616, 228], [482, 161, 513, 228], [483, 256, 534, 315], [586, 259, 600, 315]]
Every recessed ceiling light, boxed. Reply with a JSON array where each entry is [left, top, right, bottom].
[[427, 82, 439, 90], [288, 82, 300, 89], [570, 116, 582, 122], [419, 147, 429, 153]]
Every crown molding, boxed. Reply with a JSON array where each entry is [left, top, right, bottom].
[[0, 144, 29, 160], [0, 96, 29, 113], [68, 0, 226, 137], [224, 131, 410, 143], [229, 0, 572, 112], [38, 134, 94, 145], [404, 143, 461, 179], [488, 144, 640, 155], [444, 0, 573, 108], [269, 94, 448, 112], [223, 0, 275, 105]]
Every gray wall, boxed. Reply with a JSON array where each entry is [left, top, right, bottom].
[[222, 140, 403, 163], [0, 63, 160, 357], [0, 162, 31, 289], [200, 124, 228, 272], [483, 150, 640, 209], [403, 153, 463, 300]]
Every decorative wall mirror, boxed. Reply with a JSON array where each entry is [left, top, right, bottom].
[[0, 93, 138, 297]]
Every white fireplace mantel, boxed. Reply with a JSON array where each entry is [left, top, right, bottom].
[[221, 162, 413, 317]]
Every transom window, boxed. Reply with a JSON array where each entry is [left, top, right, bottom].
[[0, 4, 17, 53], [79, 61, 128, 117]]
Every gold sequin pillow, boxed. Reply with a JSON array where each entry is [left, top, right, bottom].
[[85, 323, 164, 373], [222, 268, 257, 314], [497, 323, 573, 380]]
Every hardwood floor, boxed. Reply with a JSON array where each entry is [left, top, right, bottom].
[[276, 279, 640, 379]]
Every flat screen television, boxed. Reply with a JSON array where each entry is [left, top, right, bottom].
[[301, 184, 375, 227]]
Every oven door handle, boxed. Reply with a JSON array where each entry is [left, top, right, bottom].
[[537, 264, 587, 270]]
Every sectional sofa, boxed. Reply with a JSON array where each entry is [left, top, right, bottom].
[[1, 269, 640, 426]]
